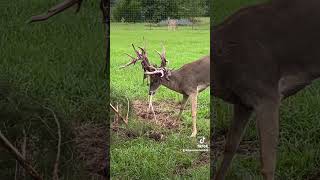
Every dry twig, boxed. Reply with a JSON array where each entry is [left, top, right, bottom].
[[42, 106, 61, 180], [0, 130, 43, 180], [110, 98, 130, 126]]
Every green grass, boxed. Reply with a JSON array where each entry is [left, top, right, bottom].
[[213, 1, 320, 179], [0, 0, 107, 178], [110, 20, 210, 179]]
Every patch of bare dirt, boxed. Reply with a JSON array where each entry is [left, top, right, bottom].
[[132, 99, 182, 129], [111, 126, 138, 139], [305, 171, 320, 180], [73, 122, 107, 178]]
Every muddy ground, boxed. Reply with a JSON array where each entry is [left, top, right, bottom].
[[132, 99, 183, 129], [73, 122, 108, 178]]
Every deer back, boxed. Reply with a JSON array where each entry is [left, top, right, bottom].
[[212, 0, 320, 106]]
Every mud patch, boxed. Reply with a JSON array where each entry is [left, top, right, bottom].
[[132, 100, 182, 129], [73, 122, 107, 178], [111, 126, 139, 139]]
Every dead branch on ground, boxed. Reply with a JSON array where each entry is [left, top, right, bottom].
[[0, 130, 43, 180], [110, 98, 130, 127], [41, 106, 61, 180]]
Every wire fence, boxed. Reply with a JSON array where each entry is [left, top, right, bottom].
[[110, 0, 210, 30]]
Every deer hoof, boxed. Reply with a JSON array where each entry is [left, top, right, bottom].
[[190, 132, 197, 137]]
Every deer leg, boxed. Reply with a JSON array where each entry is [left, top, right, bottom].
[[256, 98, 280, 180], [190, 92, 198, 137], [177, 94, 189, 122], [215, 103, 252, 180]]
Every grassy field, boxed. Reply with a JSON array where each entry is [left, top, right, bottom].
[[0, 0, 107, 179], [110, 20, 210, 179], [213, 0, 320, 179]]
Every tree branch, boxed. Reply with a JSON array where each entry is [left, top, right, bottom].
[[110, 99, 129, 125], [0, 131, 43, 180], [41, 106, 61, 180], [28, 0, 82, 23]]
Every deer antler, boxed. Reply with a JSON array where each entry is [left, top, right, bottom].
[[28, 0, 83, 23], [120, 44, 143, 69], [155, 43, 168, 68], [144, 69, 165, 77], [120, 44, 154, 70], [119, 53, 139, 69]]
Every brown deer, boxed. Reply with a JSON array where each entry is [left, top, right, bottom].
[[122, 44, 210, 137], [168, 19, 177, 31], [212, 0, 320, 179]]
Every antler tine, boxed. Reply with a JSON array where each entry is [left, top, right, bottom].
[[138, 46, 146, 55], [124, 53, 135, 59], [155, 49, 162, 56], [28, 0, 82, 23], [120, 44, 149, 69], [138, 47, 155, 69], [119, 53, 139, 69], [131, 43, 142, 57], [157, 43, 168, 67], [131, 43, 138, 52]]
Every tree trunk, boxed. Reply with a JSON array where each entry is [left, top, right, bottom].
[[100, 0, 110, 178]]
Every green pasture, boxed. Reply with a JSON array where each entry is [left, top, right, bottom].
[[213, 0, 320, 179], [110, 20, 210, 179]]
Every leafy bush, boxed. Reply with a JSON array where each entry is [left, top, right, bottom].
[[112, 0, 143, 22]]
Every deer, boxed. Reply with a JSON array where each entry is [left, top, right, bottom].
[[168, 18, 177, 31], [212, 0, 320, 179], [121, 44, 210, 137]]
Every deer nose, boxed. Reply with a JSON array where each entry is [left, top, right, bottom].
[[149, 91, 155, 95]]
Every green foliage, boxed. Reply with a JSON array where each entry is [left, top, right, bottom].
[[141, 0, 179, 23], [113, 0, 143, 22], [178, 0, 208, 19], [112, 0, 208, 23]]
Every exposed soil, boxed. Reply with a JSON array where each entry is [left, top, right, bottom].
[[132, 99, 182, 129], [131, 100, 259, 157], [73, 122, 108, 178]]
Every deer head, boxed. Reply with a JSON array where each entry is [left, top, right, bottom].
[[146, 44, 171, 95], [121, 43, 171, 95]]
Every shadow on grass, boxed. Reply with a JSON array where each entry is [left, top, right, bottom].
[[0, 78, 107, 179]]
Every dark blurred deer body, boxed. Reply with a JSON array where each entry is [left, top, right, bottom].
[[122, 44, 210, 137], [212, 0, 320, 179]]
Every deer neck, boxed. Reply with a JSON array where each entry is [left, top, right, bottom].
[[161, 70, 183, 94]]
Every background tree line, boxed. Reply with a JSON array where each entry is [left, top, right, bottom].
[[111, 0, 209, 23]]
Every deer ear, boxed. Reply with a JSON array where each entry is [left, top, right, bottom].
[[165, 70, 171, 81], [167, 70, 172, 77]]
